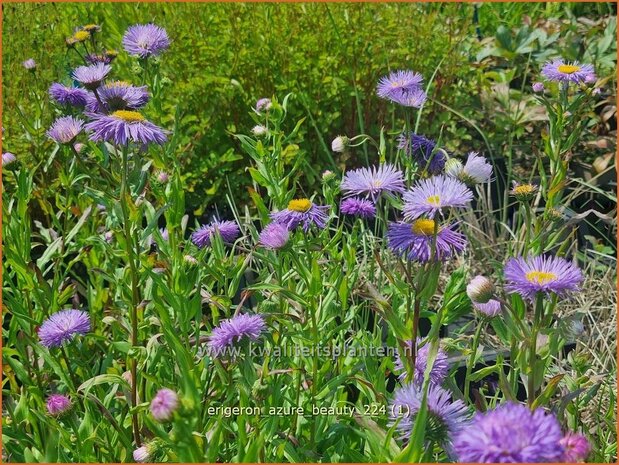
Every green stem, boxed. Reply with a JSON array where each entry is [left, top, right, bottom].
[[464, 319, 485, 402], [120, 146, 142, 446], [528, 294, 544, 408]]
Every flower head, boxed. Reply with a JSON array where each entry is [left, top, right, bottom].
[[511, 182, 538, 202], [123, 24, 170, 58], [390, 383, 469, 445], [207, 314, 266, 358], [71, 30, 91, 43], [331, 135, 348, 153], [46, 394, 72, 416], [270, 198, 330, 232], [397, 132, 446, 175], [340, 198, 376, 219], [453, 402, 565, 463], [38, 309, 90, 348], [377, 70, 425, 106], [150, 388, 179, 422], [48, 83, 90, 107], [560, 432, 590, 462], [395, 338, 449, 385], [191, 220, 240, 249], [387, 220, 467, 263], [541, 60, 595, 84], [504, 254, 583, 301], [47, 116, 84, 144], [2, 152, 17, 167], [340, 164, 405, 200], [23, 59, 36, 70], [532, 82, 545, 93], [72, 63, 111, 90], [255, 98, 272, 112], [402, 175, 473, 220], [448, 152, 493, 185], [85, 110, 167, 146], [259, 222, 290, 250], [86, 81, 150, 112]]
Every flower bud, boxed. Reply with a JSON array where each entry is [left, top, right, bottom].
[[331, 135, 348, 153], [46, 394, 72, 416], [532, 82, 544, 93], [251, 124, 268, 137], [155, 170, 169, 183], [150, 388, 179, 422], [133, 445, 150, 463], [444, 158, 464, 178], [466, 275, 495, 304]]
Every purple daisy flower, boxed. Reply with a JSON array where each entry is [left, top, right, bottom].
[[150, 388, 179, 422], [123, 24, 170, 58], [560, 432, 590, 462], [191, 220, 240, 249], [392, 89, 427, 108], [541, 60, 595, 84], [46, 394, 72, 416], [207, 314, 266, 358], [38, 309, 90, 348], [402, 175, 473, 220], [2, 152, 17, 166], [270, 199, 330, 232], [390, 383, 470, 445], [340, 164, 405, 200], [504, 254, 583, 301], [376, 70, 424, 104], [86, 81, 150, 113], [453, 402, 565, 463], [47, 116, 84, 145], [340, 198, 376, 219], [473, 299, 502, 317], [387, 219, 467, 263], [446, 152, 493, 185], [72, 63, 111, 90], [397, 132, 446, 175], [23, 58, 36, 70], [48, 83, 90, 107], [84, 110, 167, 146], [258, 222, 290, 250], [395, 338, 449, 385]]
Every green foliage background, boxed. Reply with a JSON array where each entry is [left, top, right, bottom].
[[3, 2, 616, 215]]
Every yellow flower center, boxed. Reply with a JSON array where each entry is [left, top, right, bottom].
[[73, 30, 91, 42], [427, 195, 441, 206], [558, 64, 581, 74], [112, 110, 145, 123], [288, 198, 312, 212], [513, 184, 535, 196], [411, 219, 437, 236], [526, 271, 557, 285], [105, 49, 118, 57]]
